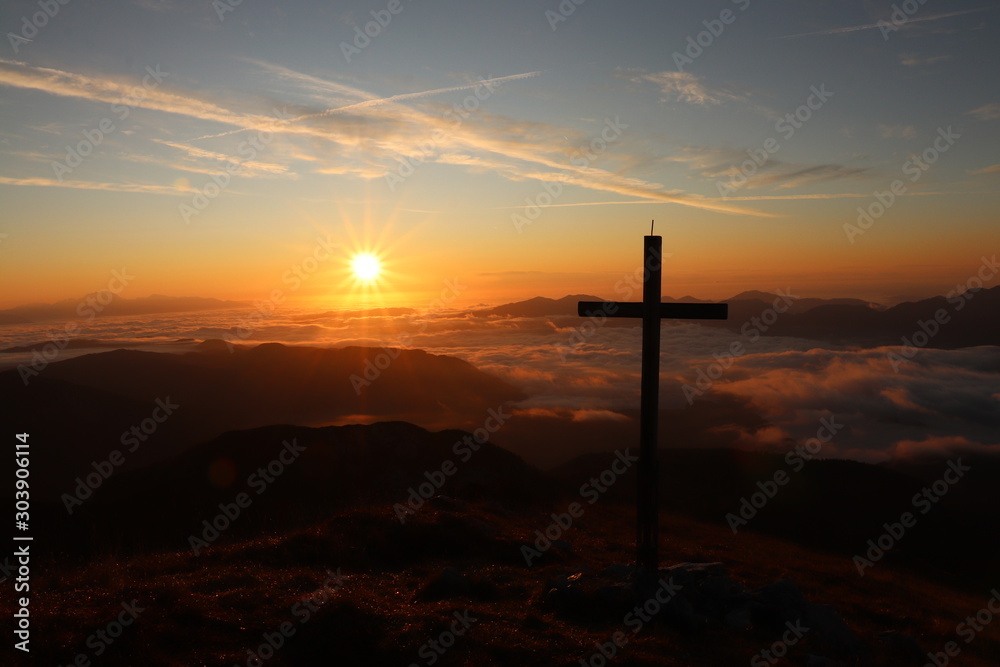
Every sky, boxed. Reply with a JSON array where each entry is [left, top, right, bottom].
[[0, 0, 997, 310]]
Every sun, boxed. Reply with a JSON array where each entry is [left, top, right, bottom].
[[351, 253, 382, 283]]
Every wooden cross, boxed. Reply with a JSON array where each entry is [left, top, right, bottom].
[[578, 227, 728, 571]]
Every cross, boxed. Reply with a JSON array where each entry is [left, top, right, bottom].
[[578, 227, 728, 571]]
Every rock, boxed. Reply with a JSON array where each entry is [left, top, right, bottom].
[[748, 579, 809, 629], [754, 579, 808, 612], [660, 595, 701, 634], [696, 574, 743, 617], [659, 562, 727, 587], [805, 603, 863, 658]]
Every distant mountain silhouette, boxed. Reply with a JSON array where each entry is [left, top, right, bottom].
[[0, 294, 249, 324], [0, 343, 523, 499], [727, 291, 881, 314], [485, 292, 881, 319], [710, 286, 1000, 347], [482, 294, 602, 317], [486, 288, 998, 348], [1, 338, 125, 353]]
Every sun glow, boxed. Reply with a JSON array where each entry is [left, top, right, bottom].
[[351, 253, 382, 283]]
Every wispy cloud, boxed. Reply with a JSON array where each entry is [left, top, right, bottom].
[[0, 59, 260, 129], [745, 164, 869, 190], [617, 70, 778, 120], [878, 124, 917, 139], [969, 164, 1000, 175], [718, 190, 955, 201], [0, 175, 184, 195], [899, 53, 953, 66], [776, 8, 993, 39], [153, 139, 291, 176], [969, 103, 1000, 121], [0, 59, 769, 216], [624, 71, 744, 106]]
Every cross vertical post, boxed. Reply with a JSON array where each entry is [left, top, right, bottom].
[[638, 235, 661, 571], [577, 230, 728, 572]]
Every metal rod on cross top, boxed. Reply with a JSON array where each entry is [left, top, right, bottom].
[[577, 228, 729, 571]]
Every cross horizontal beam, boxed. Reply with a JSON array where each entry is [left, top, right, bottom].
[[577, 301, 729, 320]]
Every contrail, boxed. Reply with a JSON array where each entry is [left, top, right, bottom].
[[188, 70, 543, 141], [776, 7, 991, 39]]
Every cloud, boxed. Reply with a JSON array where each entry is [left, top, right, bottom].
[[706, 346, 1000, 461], [0, 175, 184, 195], [969, 103, 1000, 121], [618, 71, 777, 120], [625, 71, 743, 106], [899, 53, 953, 66], [878, 124, 917, 139], [717, 190, 954, 201], [152, 140, 292, 177], [969, 164, 1000, 175], [5, 300, 996, 466], [734, 163, 869, 190], [0, 58, 769, 217], [0, 59, 259, 129], [661, 147, 868, 192], [777, 8, 993, 39], [889, 436, 1000, 460]]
